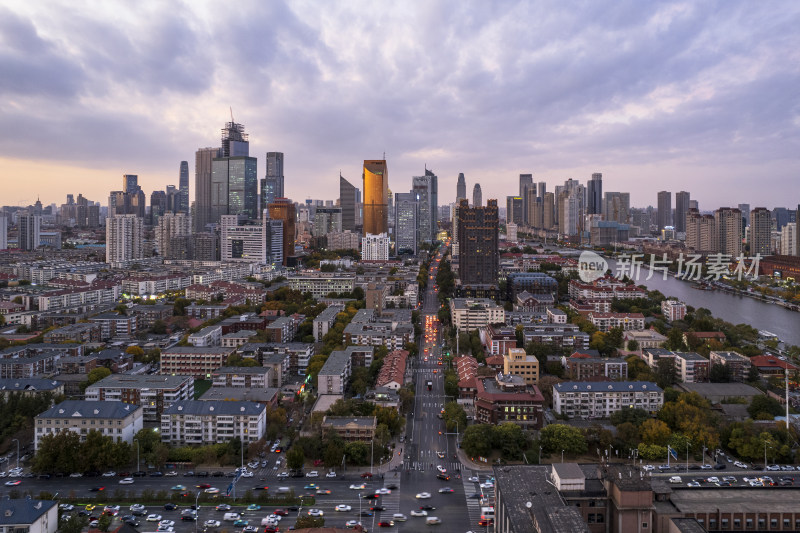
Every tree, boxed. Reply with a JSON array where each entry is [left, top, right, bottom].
[[97, 514, 113, 532], [665, 328, 687, 351], [59, 514, 89, 533], [626, 339, 640, 352], [495, 422, 529, 461], [461, 424, 494, 458], [126, 346, 144, 360], [709, 363, 732, 383], [747, 365, 760, 383], [639, 419, 671, 446], [442, 401, 467, 433], [286, 446, 305, 471], [539, 424, 587, 456], [150, 319, 168, 334], [747, 395, 783, 420], [610, 408, 649, 427], [87, 367, 112, 386], [294, 516, 325, 529], [655, 358, 677, 389]]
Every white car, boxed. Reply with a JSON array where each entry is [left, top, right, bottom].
[[468, 476, 479, 482], [410, 509, 428, 517], [204, 487, 220, 494], [335, 505, 352, 512], [102, 471, 117, 477], [706, 477, 719, 484], [416, 492, 431, 499], [326, 471, 337, 478], [59, 504, 75, 511], [248, 461, 259, 469], [146, 514, 163, 522], [240, 471, 254, 478], [377, 488, 391, 494], [686, 481, 701, 487], [734, 461, 749, 469], [749, 480, 763, 486], [349, 484, 366, 490], [436, 465, 446, 473], [261, 517, 278, 526], [305, 471, 319, 478], [642, 464, 655, 471], [307, 509, 323, 517], [164, 471, 178, 477], [668, 476, 682, 484], [130, 504, 146, 512], [204, 520, 221, 528], [766, 464, 781, 471], [119, 477, 134, 484], [480, 482, 494, 489], [345, 521, 362, 528], [158, 520, 175, 528], [392, 513, 407, 521], [156, 527, 174, 532], [69, 473, 83, 478]]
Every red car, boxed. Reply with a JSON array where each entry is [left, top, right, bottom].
[[273, 509, 288, 516], [479, 519, 494, 526], [263, 527, 279, 533], [196, 483, 211, 489], [360, 472, 373, 479]]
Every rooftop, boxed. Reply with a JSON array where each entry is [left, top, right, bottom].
[[668, 487, 800, 513], [163, 400, 266, 417], [199, 387, 278, 403], [555, 381, 662, 394], [0, 499, 58, 525], [0, 378, 62, 392], [677, 382, 762, 397], [212, 366, 270, 376], [88, 374, 192, 390], [321, 416, 376, 428], [37, 400, 141, 419]]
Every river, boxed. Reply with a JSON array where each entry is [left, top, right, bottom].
[[605, 259, 800, 346]]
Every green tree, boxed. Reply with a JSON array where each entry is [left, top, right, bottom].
[[610, 408, 649, 427], [747, 395, 783, 420], [151, 319, 168, 334], [709, 363, 732, 383], [461, 424, 494, 458], [639, 419, 671, 446], [294, 516, 325, 528], [495, 422, 529, 461], [665, 328, 687, 351], [86, 367, 111, 385], [442, 401, 467, 433], [97, 514, 113, 532], [655, 358, 677, 389], [344, 441, 370, 465], [286, 446, 305, 471], [59, 514, 89, 533], [539, 424, 588, 457], [626, 339, 640, 352]]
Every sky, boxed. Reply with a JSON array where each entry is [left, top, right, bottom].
[[1, 0, 799, 211]]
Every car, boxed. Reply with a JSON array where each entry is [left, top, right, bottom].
[[392, 513, 407, 521], [438, 487, 454, 493], [360, 472, 374, 478], [102, 471, 117, 477], [316, 489, 331, 495], [216, 504, 231, 511], [478, 519, 493, 526], [350, 483, 366, 490], [436, 451, 445, 459], [668, 476, 682, 484], [345, 521, 362, 529], [734, 461, 748, 469], [688, 464, 701, 470], [304, 483, 318, 489], [386, 483, 398, 490], [436, 473, 450, 481], [170, 485, 187, 491], [326, 471, 337, 478], [713, 463, 727, 470], [89, 520, 99, 528], [419, 505, 436, 511], [468, 493, 483, 499], [305, 470, 318, 477], [307, 509, 323, 517], [156, 526, 174, 532], [59, 504, 75, 512], [181, 513, 197, 521], [196, 483, 212, 489], [370, 506, 386, 511], [361, 493, 379, 499], [204, 487, 220, 494], [104, 505, 120, 513], [722, 476, 737, 482], [233, 519, 248, 527], [252, 485, 270, 491], [468, 476, 480, 482], [277, 472, 289, 479], [335, 505, 352, 512], [123, 518, 140, 527], [248, 461, 259, 469], [416, 492, 431, 499], [164, 503, 178, 511], [196, 471, 210, 477], [246, 504, 261, 511], [377, 488, 391, 494], [243, 527, 259, 533], [707, 477, 720, 483], [479, 482, 494, 489], [147, 514, 163, 522], [204, 520, 221, 528], [749, 480, 763, 486], [687, 482, 701, 487], [130, 504, 146, 513], [240, 471, 253, 478], [4, 480, 20, 486], [658, 465, 671, 471], [766, 464, 781, 471], [69, 472, 82, 478], [165, 471, 178, 477], [378, 521, 395, 527], [781, 465, 796, 471], [159, 520, 175, 528], [358, 511, 374, 517], [700, 464, 713, 470], [410, 510, 428, 517], [119, 477, 134, 484]]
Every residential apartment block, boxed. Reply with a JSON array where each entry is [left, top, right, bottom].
[[211, 366, 273, 389], [35, 400, 143, 451], [188, 325, 222, 347], [160, 400, 266, 445], [450, 298, 505, 332], [553, 381, 664, 418], [85, 374, 193, 421], [587, 312, 645, 332], [567, 350, 628, 381], [661, 299, 687, 322], [159, 347, 235, 378], [709, 351, 752, 382], [503, 348, 540, 386], [522, 324, 591, 350]]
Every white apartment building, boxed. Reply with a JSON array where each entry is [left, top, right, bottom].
[[361, 232, 390, 262], [211, 367, 272, 389], [188, 325, 222, 347], [587, 312, 645, 332], [316, 350, 352, 395], [287, 273, 355, 298], [450, 298, 506, 332], [155, 212, 192, 258], [160, 347, 235, 378], [35, 400, 143, 451], [220, 212, 283, 265], [160, 400, 266, 445], [313, 304, 344, 341], [106, 214, 144, 267], [553, 381, 664, 418], [780, 223, 796, 256], [84, 374, 193, 422], [661, 299, 687, 322]]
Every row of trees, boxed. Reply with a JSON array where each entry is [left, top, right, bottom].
[[0, 392, 58, 444], [461, 422, 532, 461], [33, 430, 132, 473]]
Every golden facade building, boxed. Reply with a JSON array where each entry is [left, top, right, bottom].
[[268, 198, 296, 265], [363, 159, 388, 235]]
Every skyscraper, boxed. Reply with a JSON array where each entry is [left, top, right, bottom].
[[738, 203, 751, 227], [156, 212, 192, 259], [587, 173, 603, 215], [106, 214, 143, 266], [179, 161, 189, 213], [261, 152, 285, 210], [412, 169, 438, 242], [543, 192, 555, 230], [472, 184, 482, 207], [268, 198, 296, 265], [538, 182, 546, 200], [18, 213, 41, 251], [506, 196, 523, 225], [657, 191, 672, 230], [123, 174, 139, 193], [150, 190, 167, 226], [362, 159, 388, 236], [603, 192, 630, 224], [797, 204, 800, 257], [339, 174, 359, 232], [211, 121, 258, 222], [750, 207, 772, 257], [457, 199, 499, 285], [111, 174, 145, 218], [0, 215, 6, 250], [519, 174, 533, 225], [194, 146, 221, 232], [394, 192, 418, 256], [686, 208, 717, 253], [313, 207, 342, 237], [456, 173, 466, 201], [220, 211, 283, 266], [675, 191, 690, 233], [715, 207, 743, 256]]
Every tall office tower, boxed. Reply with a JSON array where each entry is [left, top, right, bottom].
[[657, 191, 672, 230], [714, 207, 743, 256], [558, 191, 582, 236], [519, 174, 533, 225], [178, 161, 189, 213], [339, 174, 359, 231], [797, 204, 800, 257], [602, 192, 631, 224], [362, 159, 388, 236], [587, 173, 603, 215], [456, 173, 466, 201], [527, 188, 541, 229], [106, 214, 143, 265], [123, 174, 139, 193], [675, 191, 690, 233], [538, 181, 546, 200], [773, 207, 789, 232], [313, 207, 342, 237], [211, 121, 258, 222], [261, 152, 285, 209], [18, 213, 41, 251], [412, 170, 438, 242], [66, 194, 75, 205], [194, 146, 221, 232], [268, 198, 296, 265], [166, 185, 180, 214], [394, 192, 418, 256], [457, 199, 499, 285], [750, 207, 772, 257], [427, 168, 438, 237], [737, 203, 750, 227], [506, 196, 523, 225], [149, 190, 167, 226], [779, 223, 796, 256], [0, 215, 7, 250], [686, 209, 717, 253], [543, 192, 555, 230], [472, 184, 482, 207], [155, 212, 192, 259]]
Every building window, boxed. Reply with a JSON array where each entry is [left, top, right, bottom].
[[734, 519, 740, 528], [721, 518, 728, 528], [642, 522, 648, 529], [746, 518, 753, 529]]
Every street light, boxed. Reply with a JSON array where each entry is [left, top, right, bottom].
[[12, 439, 19, 470], [194, 490, 201, 533], [561, 449, 564, 463], [133, 439, 140, 473]]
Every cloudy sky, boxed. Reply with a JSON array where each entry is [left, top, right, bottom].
[[1, 0, 799, 211]]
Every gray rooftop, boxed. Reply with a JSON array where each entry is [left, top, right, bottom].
[[677, 382, 762, 397], [189, 325, 222, 336], [162, 346, 234, 354], [318, 350, 351, 377], [199, 387, 278, 403], [213, 366, 271, 375], [163, 400, 266, 417], [674, 351, 707, 361], [0, 499, 58, 525], [37, 400, 141, 419], [87, 374, 192, 390], [322, 416, 376, 427], [0, 378, 62, 392], [221, 330, 257, 338], [314, 305, 344, 322], [555, 381, 662, 393]]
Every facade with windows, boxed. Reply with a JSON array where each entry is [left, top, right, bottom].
[[161, 400, 266, 445], [85, 374, 193, 422], [553, 381, 663, 418], [35, 400, 143, 451]]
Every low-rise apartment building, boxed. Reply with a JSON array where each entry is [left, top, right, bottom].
[[709, 351, 752, 382], [375, 349, 408, 390], [503, 348, 540, 386], [623, 329, 667, 350], [320, 416, 376, 441], [89, 312, 137, 340], [317, 350, 352, 395], [587, 312, 645, 332], [674, 351, 710, 383], [42, 323, 101, 344], [129, 304, 174, 328], [160, 400, 266, 445], [313, 304, 343, 341], [211, 366, 272, 389], [160, 346, 235, 378], [188, 325, 222, 347], [567, 350, 628, 381], [473, 374, 544, 429], [661, 299, 687, 322], [35, 400, 143, 451], [286, 273, 355, 298], [481, 325, 518, 356], [85, 374, 193, 421], [221, 330, 257, 348], [0, 378, 64, 399], [553, 381, 663, 418], [522, 324, 591, 350], [450, 298, 506, 332]]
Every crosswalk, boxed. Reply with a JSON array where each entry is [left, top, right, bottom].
[[402, 459, 462, 472], [462, 474, 483, 526]]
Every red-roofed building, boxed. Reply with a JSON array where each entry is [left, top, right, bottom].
[[375, 349, 408, 390], [485, 354, 504, 371], [474, 375, 545, 429], [750, 355, 799, 376], [684, 331, 727, 345], [480, 325, 518, 356]]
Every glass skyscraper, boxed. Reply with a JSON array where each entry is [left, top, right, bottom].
[[363, 159, 388, 236]]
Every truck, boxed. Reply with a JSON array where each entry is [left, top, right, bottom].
[[427, 380, 433, 391]]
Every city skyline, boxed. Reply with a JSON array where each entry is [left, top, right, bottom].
[[1, 2, 799, 209]]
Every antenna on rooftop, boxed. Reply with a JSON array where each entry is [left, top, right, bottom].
[[230, 106, 235, 123]]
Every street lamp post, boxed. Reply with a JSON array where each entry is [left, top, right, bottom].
[[134, 439, 140, 473], [561, 449, 564, 463], [12, 439, 19, 470], [194, 491, 201, 533], [538, 446, 542, 465]]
